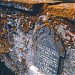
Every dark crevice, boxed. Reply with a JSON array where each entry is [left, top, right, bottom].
[[0, 4, 43, 16], [0, 61, 15, 75]]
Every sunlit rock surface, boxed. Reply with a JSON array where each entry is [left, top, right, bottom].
[[0, 1, 75, 75]]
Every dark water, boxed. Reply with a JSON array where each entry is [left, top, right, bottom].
[[0, 61, 15, 75]]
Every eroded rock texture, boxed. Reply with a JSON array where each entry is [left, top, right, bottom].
[[0, 1, 75, 75]]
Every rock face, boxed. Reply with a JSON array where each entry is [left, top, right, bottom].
[[0, 1, 75, 75], [33, 26, 60, 75], [2, 0, 63, 4]]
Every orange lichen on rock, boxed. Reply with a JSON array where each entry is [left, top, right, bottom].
[[22, 23, 30, 33], [2, 0, 63, 4], [47, 3, 75, 21], [61, 47, 65, 54], [0, 39, 10, 54], [19, 48, 24, 52]]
